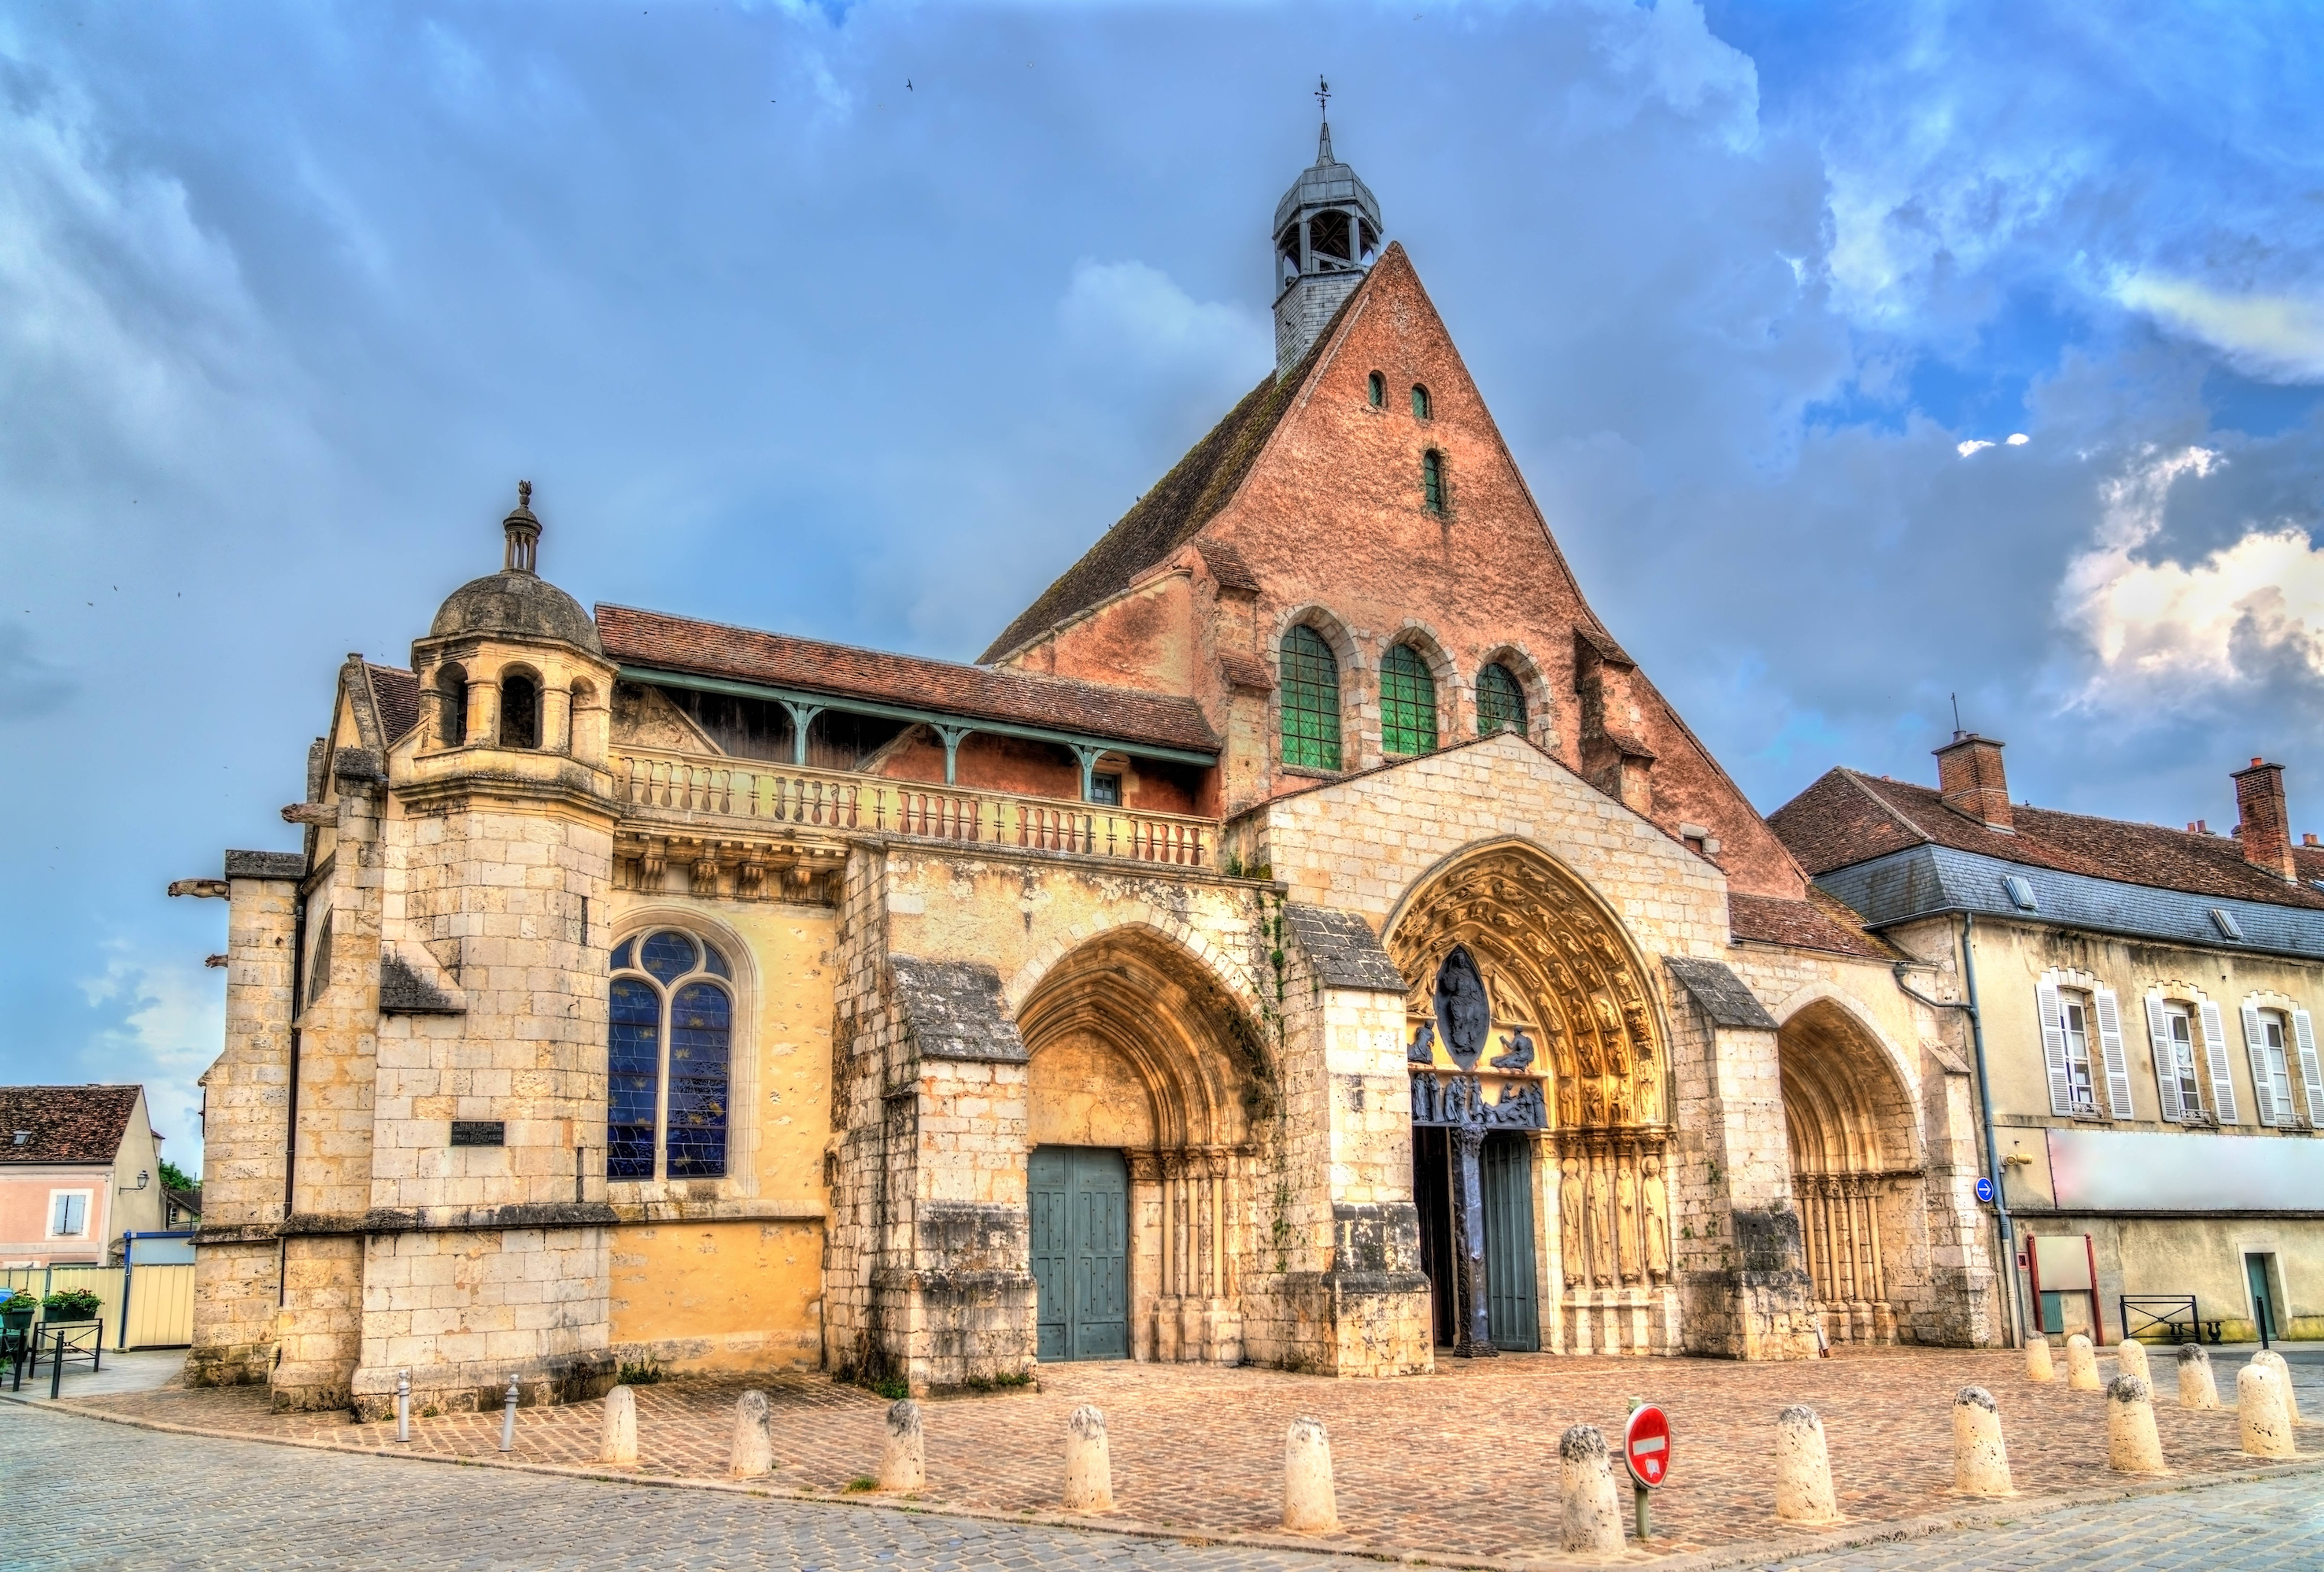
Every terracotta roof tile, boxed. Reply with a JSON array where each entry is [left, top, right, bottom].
[[596, 604, 1218, 756], [1728, 891, 1897, 959], [1196, 539, 1261, 594], [366, 663, 421, 745], [1770, 768, 2324, 912], [0, 1085, 140, 1165]]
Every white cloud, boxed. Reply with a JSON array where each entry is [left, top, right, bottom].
[[78, 944, 224, 1163], [2006, 432, 2029, 446], [2060, 445, 2324, 713], [1057, 259, 1267, 374], [1957, 439, 1992, 457], [2115, 274, 2324, 383]]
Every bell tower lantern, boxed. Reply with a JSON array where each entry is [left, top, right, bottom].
[[1272, 79, 1383, 376]]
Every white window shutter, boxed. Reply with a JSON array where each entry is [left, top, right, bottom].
[[2093, 987, 2134, 1119], [2145, 993, 2184, 1121], [2037, 978, 2073, 1116], [2243, 1001, 2279, 1127], [2294, 1008, 2324, 1127], [2199, 1000, 2238, 1123]]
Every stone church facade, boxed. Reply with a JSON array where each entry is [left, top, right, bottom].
[[181, 122, 2004, 1416]]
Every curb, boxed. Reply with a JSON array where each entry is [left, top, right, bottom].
[[8, 1388, 2322, 1570]]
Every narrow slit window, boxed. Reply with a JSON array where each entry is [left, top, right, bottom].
[[438, 665, 468, 747], [1279, 625, 1342, 771], [1380, 645, 1439, 757], [1421, 449, 1446, 514], [1475, 662, 1527, 736], [1367, 371, 1385, 408]]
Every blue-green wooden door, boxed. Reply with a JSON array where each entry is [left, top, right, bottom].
[[1030, 1147, 1129, 1361], [1481, 1133, 1540, 1352]]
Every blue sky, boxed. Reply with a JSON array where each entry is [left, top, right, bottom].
[[6, 0, 2323, 1167]]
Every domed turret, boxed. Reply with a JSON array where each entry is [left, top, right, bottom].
[[429, 481, 602, 656], [1272, 80, 1383, 376]]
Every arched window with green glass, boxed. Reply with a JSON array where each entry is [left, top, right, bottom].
[[1380, 644, 1439, 757], [1475, 662, 1528, 737], [1367, 371, 1385, 408], [1421, 449, 1446, 514], [1411, 383, 1432, 419], [1279, 625, 1342, 771]]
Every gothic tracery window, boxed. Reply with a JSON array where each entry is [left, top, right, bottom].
[[1381, 644, 1438, 757], [608, 929, 733, 1181], [1476, 662, 1527, 737], [1279, 625, 1342, 771]]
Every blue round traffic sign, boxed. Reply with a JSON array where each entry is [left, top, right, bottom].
[[1974, 1176, 1995, 1204]]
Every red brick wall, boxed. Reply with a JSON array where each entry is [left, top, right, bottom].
[[999, 246, 1806, 899]]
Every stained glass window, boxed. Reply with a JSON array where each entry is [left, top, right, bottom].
[[608, 929, 733, 1181], [1421, 449, 1445, 514], [1279, 625, 1342, 771], [607, 978, 661, 1180], [1476, 663, 1528, 736], [1380, 645, 1438, 757]]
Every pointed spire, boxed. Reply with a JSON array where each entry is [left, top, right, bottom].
[[1315, 75, 1334, 164]]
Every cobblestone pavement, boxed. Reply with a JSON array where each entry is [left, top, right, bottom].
[[54, 1346, 2322, 1561], [5, 1397, 2322, 1570]]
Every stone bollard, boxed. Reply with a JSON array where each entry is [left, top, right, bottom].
[[2106, 1375, 2166, 1474], [600, 1384, 638, 1466], [2025, 1336, 2055, 1383], [1557, 1425, 1624, 1554], [1063, 1404, 1114, 1513], [2065, 1334, 2101, 1390], [1951, 1387, 2013, 1497], [2116, 1339, 2151, 1384], [2251, 1350, 2302, 1424], [2176, 1344, 2221, 1409], [2239, 1363, 2299, 1459], [728, 1389, 773, 1478], [1775, 1405, 1840, 1525], [880, 1399, 924, 1493], [1282, 1416, 1339, 1535]]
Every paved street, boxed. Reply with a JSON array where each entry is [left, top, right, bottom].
[[3, 1399, 2321, 1570]]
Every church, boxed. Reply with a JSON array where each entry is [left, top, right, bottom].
[[180, 118, 2005, 1416]]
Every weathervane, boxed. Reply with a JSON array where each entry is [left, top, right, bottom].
[[1316, 75, 1330, 119]]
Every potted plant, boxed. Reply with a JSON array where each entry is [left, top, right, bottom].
[[40, 1287, 103, 1323], [0, 1290, 34, 1333]]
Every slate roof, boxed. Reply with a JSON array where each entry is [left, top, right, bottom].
[[596, 603, 1218, 756], [366, 663, 421, 745], [1727, 892, 1895, 959], [0, 1085, 141, 1166], [1771, 768, 2324, 913], [889, 958, 1028, 1064], [977, 270, 1372, 663], [1663, 959, 1779, 1031], [1282, 904, 1408, 992]]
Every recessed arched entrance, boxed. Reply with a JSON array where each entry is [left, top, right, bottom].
[[1387, 841, 1677, 1357], [1779, 998, 1924, 1345], [1016, 926, 1268, 1364]]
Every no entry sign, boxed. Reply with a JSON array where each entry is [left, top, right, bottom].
[[1623, 1404, 1671, 1488]]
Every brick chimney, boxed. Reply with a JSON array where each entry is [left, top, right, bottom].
[[2232, 758, 2296, 882], [1934, 733, 2013, 833]]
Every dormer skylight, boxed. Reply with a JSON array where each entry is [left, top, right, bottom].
[[2003, 875, 2038, 912], [2211, 907, 2244, 940]]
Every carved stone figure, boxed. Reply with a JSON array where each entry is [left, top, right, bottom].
[[1585, 1155, 1613, 1287], [1559, 1157, 1586, 1287], [1488, 1028, 1535, 1073], [1433, 946, 1492, 1070], [1642, 1154, 1670, 1281], [1408, 1019, 1437, 1065], [1616, 1156, 1642, 1284]]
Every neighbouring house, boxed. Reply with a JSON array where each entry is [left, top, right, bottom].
[[1771, 737, 2324, 1345], [164, 1184, 203, 1229], [0, 1085, 173, 1268]]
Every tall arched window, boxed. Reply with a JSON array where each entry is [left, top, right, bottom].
[[607, 929, 733, 1180], [1279, 625, 1342, 771], [1476, 662, 1528, 736], [1380, 645, 1438, 757], [438, 664, 468, 747], [500, 670, 540, 749], [1411, 383, 1432, 419], [1421, 450, 1446, 514], [1367, 371, 1385, 408]]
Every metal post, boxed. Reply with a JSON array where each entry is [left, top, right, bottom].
[[1633, 1480, 1650, 1542], [396, 1369, 411, 1443], [499, 1374, 519, 1452], [49, 1330, 64, 1399]]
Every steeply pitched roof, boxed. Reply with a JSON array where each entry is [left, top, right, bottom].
[[1728, 891, 1896, 959], [1771, 768, 2324, 913], [977, 265, 1374, 663], [0, 1085, 141, 1165], [366, 663, 421, 745], [596, 603, 1218, 755]]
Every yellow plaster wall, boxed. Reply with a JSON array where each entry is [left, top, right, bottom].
[[609, 1219, 824, 1370]]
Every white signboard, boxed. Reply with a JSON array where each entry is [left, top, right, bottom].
[[2046, 1128, 2324, 1211]]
